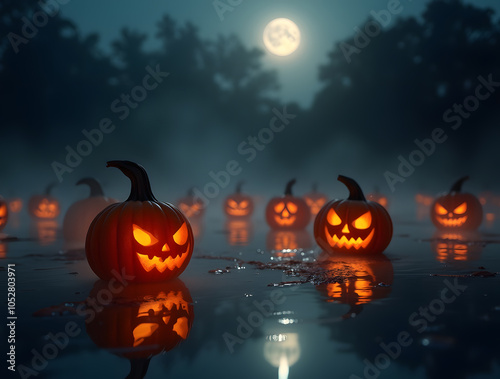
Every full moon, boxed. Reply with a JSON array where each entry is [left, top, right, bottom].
[[263, 18, 301, 57]]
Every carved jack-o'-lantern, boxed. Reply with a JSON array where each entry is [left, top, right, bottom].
[[0, 196, 8, 232], [176, 188, 205, 220], [316, 252, 393, 317], [314, 176, 393, 255], [303, 183, 328, 216], [266, 179, 310, 230], [223, 181, 254, 218], [431, 231, 483, 262], [86, 279, 194, 376], [266, 230, 312, 255], [28, 183, 60, 219], [226, 219, 253, 246], [63, 178, 118, 247], [86, 161, 194, 283], [7, 198, 23, 214], [431, 176, 483, 231], [367, 187, 389, 209]]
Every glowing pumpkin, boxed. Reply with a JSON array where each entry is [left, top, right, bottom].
[[63, 178, 118, 247], [265, 179, 310, 230], [0, 242, 6, 258], [316, 252, 393, 317], [367, 187, 389, 209], [28, 183, 60, 219], [223, 181, 254, 218], [303, 183, 328, 216], [431, 176, 482, 231], [266, 229, 312, 253], [7, 198, 23, 214], [86, 161, 194, 283], [176, 188, 205, 220], [86, 279, 193, 375], [431, 231, 483, 262], [0, 196, 8, 232], [226, 219, 253, 246], [314, 175, 393, 255]]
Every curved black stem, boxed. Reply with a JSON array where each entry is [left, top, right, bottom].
[[76, 177, 104, 197], [338, 175, 366, 201], [44, 182, 57, 196], [235, 181, 244, 194], [107, 161, 157, 202], [126, 358, 151, 379], [449, 176, 469, 193], [284, 179, 296, 196]]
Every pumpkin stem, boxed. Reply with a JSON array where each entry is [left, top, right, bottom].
[[284, 179, 296, 196], [449, 176, 469, 193], [338, 175, 366, 201], [107, 161, 158, 202], [76, 177, 104, 197], [126, 358, 151, 379], [44, 182, 57, 196], [235, 181, 244, 194]]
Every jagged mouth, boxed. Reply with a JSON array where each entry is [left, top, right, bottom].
[[136, 244, 190, 273], [437, 216, 467, 227], [325, 227, 375, 250], [228, 208, 249, 216], [274, 216, 296, 225]]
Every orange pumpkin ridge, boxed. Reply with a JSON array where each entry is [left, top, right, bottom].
[[265, 179, 310, 230], [314, 175, 393, 255], [85, 161, 194, 283]]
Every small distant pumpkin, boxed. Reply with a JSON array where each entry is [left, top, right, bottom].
[[177, 188, 205, 220], [63, 178, 118, 246], [314, 175, 393, 255], [366, 187, 389, 209], [0, 195, 8, 231], [28, 183, 60, 219], [86, 161, 194, 283], [265, 179, 310, 230], [303, 183, 328, 216], [7, 198, 23, 214], [223, 181, 254, 218], [430, 176, 483, 231]]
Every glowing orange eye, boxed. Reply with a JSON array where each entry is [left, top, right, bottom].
[[173, 222, 188, 245], [435, 204, 448, 215], [327, 209, 341, 226], [228, 199, 238, 208], [274, 202, 285, 213], [239, 200, 248, 208], [287, 202, 298, 213], [453, 202, 467, 215], [133, 224, 158, 246], [353, 211, 372, 229]]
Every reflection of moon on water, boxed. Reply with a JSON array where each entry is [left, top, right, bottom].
[[263, 18, 301, 56]]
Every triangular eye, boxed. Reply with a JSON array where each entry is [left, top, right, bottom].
[[435, 204, 448, 215], [287, 202, 298, 213], [173, 222, 188, 245], [352, 211, 371, 229], [133, 224, 159, 246], [239, 200, 249, 208], [274, 202, 285, 213], [453, 202, 467, 215], [327, 209, 341, 226], [228, 199, 238, 208]]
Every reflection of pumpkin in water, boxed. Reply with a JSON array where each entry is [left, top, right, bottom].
[[86, 279, 194, 375], [0, 242, 7, 259], [316, 252, 393, 317], [31, 220, 58, 245], [226, 219, 253, 246], [266, 230, 312, 257], [431, 231, 483, 262]]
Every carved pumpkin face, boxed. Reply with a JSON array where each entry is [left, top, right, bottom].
[[224, 181, 254, 218], [303, 184, 327, 216], [431, 231, 483, 262], [314, 176, 393, 255], [29, 183, 60, 220], [86, 279, 194, 360], [177, 188, 205, 220], [266, 180, 309, 230], [431, 176, 482, 231], [226, 219, 252, 246], [86, 161, 194, 283], [0, 197, 8, 232], [7, 198, 23, 214]]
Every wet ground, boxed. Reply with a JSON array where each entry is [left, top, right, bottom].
[[1, 211, 500, 379]]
